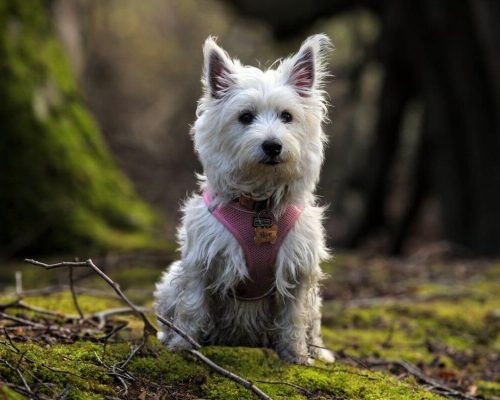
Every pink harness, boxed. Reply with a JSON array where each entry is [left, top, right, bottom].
[[203, 191, 302, 300]]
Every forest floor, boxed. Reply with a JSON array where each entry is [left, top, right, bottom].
[[0, 246, 499, 399]]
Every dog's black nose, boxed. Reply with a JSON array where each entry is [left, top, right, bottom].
[[262, 139, 282, 157]]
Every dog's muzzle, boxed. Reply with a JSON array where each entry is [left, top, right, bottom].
[[261, 139, 283, 165]]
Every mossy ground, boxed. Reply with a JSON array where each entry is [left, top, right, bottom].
[[1, 251, 499, 399]]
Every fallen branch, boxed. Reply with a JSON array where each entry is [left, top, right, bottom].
[[24, 258, 272, 400], [364, 359, 478, 400], [256, 380, 312, 396], [69, 265, 84, 319], [0, 311, 46, 329], [92, 306, 151, 329], [25, 259, 156, 335], [190, 349, 271, 400]]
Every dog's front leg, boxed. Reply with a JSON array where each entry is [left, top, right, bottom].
[[156, 263, 208, 352], [307, 289, 335, 363], [273, 287, 313, 365], [167, 286, 207, 351]]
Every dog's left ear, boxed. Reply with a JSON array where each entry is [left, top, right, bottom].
[[285, 34, 332, 97], [203, 37, 235, 99]]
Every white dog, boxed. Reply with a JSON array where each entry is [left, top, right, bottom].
[[154, 34, 334, 364]]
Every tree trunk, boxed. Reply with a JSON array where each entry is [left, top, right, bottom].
[[0, 0, 158, 256], [408, 0, 500, 255]]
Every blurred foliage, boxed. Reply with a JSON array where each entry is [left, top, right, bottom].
[[0, 0, 161, 255]]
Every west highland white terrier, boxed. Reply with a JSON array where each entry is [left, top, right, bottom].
[[154, 34, 334, 364]]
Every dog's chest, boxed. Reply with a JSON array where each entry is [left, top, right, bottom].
[[202, 192, 302, 299]]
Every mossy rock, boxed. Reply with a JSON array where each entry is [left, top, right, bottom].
[[0, 0, 161, 254]]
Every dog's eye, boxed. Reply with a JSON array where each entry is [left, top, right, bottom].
[[280, 111, 293, 123], [238, 112, 255, 125]]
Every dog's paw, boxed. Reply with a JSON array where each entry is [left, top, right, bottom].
[[278, 350, 314, 365], [157, 330, 168, 343], [291, 356, 315, 365], [315, 348, 335, 363], [166, 334, 195, 352]]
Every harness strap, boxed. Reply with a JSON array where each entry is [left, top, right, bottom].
[[203, 191, 302, 300]]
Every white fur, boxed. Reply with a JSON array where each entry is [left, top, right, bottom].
[[154, 34, 334, 364]]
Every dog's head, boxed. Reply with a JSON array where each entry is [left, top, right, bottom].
[[192, 34, 332, 203]]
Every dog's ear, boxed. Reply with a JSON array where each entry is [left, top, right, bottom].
[[286, 34, 332, 97], [203, 37, 234, 99]]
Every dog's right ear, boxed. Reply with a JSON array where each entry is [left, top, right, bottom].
[[203, 37, 234, 99], [285, 34, 332, 97]]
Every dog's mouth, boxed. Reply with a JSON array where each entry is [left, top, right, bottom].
[[260, 157, 283, 166]]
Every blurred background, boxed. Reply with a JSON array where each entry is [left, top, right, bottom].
[[1, 4, 499, 397], [1, 0, 500, 259]]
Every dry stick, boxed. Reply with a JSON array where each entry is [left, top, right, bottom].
[[94, 351, 132, 396], [15, 271, 23, 298], [2, 330, 85, 381], [25, 259, 156, 335], [0, 380, 42, 400], [155, 314, 201, 350], [69, 266, 84, 320], [3, 328, 20, 353], [366, 359, 477, 400], [1, 299, 145, 326], [0, 311, 46, 329], [190, 349, 271, 400], [25, 258, 272, 400], [18, 301, 66, 318], [1, 358, 32, 396], [255, 380, 312, 396], [93, 306, 151, 329], [15, 285, 119, 299], [0, 298, 64, 318]]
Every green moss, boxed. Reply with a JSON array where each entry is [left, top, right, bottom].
[[477, 380, 500, 397], [0, 385, 26, 400], [198, 346, 444, 400], [0, 340, 129, 399], [1, 255, 498, 399], [0, 331, 448, 400], [0, 0, 162, 254], [23, 292, 123, 315]]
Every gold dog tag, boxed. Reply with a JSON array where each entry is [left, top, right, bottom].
[[254, 224, 278, 245]]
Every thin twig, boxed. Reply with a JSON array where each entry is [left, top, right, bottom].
[[25, 259, 156, 334], [156, 314, 201, 350], [119, 336, 147, 369], [92, 306, 151, 329], [13, 285, 119, 299], [256, 380, 312, 395], [15, 271, 23, 298], [189, 349, 272, 400], [69, 266, 84, 319], [0, 298, 66, 318], [4, 328, 20, 353], [365, 359, 478, 400], [100, 321, 128, 346], [1, 359, 32, 396], [24, 258, 273, 400], [0, 311, 46, 328]]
